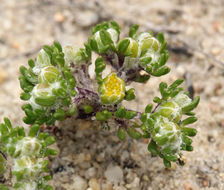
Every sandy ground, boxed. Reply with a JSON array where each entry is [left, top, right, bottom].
[[0, 0, 224, 189]]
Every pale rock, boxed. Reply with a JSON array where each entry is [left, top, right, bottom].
[[142, 174, 149, 181], [0, 66, 8, 84], [73, 176, 88, 190], [102, 182, 113, 190], [105, 165, 123, 184], [75, 10, 99, 27], [130, 177, 140, 189], [115, 186, 127, 190], [211, 47, 221, 56], [121, 150, 129, 161], [85, 167, 96, 179], [54, 12, 66, 23], [89, 178, 100, 190]]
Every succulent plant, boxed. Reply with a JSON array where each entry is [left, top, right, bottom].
[[18, 21, 199, 167], [0, 118, 56, 189], [1, 21, 200, 189]]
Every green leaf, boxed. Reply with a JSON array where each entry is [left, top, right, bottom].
[[182, 135, 192, 145], [181, 117, 197, 126], [125, 111, 137, 119], [102, 110, 112, 119], [168, 78, 184, 90], [19, 66, 27, 76], [158, 54, 167, 66], [110, 21, 120, 33], [125, 88, 135, 101], [24, 108, 36, 120], [8, 146, 16, 157], [43, 175, 52, 181], [95, 56, 106, 73], [148, 140, 159, 155], [134, 74, 150, 83], [115, 107, 126, 118], [45, 136, 56, 146], [145, 65, 152, 74], [170, 87, 184, 98], [44, 185, 54, 190], [164, 154, 178, 162], [182, 96, 200, 113], [142, 130, 150, 138], [19, 76, 33, 92], [92, 22, 109, 34], [182, 127, 197, 137], [53, 41, 62, 52], [37, 132, 49, 140], [117, 127, 126, 141], [100, 30, 113, 46], [157, 32, 165, 44], [152, 66, 170, 77], [67, 106, 77, 116], [153, 96, 162, 104], [159, 82, 168, 98], [127, 126, 142, 139], [185, 111, 195, 116], [44, 148, 57, 156], [89, 38, 99, 52], [0, 123, 9, 134], [53, 109, 65, 120], [28, 59, 35, 68], [23, 116, 35, 124], [28, 124, 40, 137], [140, 113, 147, 123], [160, 42, 167, 53], [12, 171, 24, 181], [129, 24, 139, 37], [0, 184, 9, 190], [145, 104, 153, 113], [4, 117, 12, 129], [20, 92, 31, 100], [154, 135, 168, 146], [140, 57, 152, 67], [83, 105, 93, 114], [96, 112, 106, 121], [186, 145, 193, 151], [43, 45, 53, 58], [17, 127, 25, 137], [163, 158, 171, 168], [35, 96, 56, 107], [117, 39, 130, 54]]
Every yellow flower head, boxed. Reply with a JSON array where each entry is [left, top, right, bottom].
[[98, 73, 125, 105]]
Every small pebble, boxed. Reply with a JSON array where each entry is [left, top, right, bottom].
[[11, 42, 20, 49], [73, 176, 88, 190], [89, 178, 100, 190], [54, 12, 66, 23], [102, 182, 113, 190], [203, 180, 208, 187], [85, 167, 96, 179], [142, 174, 149, 181], [211, 47, 221, 56], [75, 11, 99, 27], [184, 182, 193, 190], [126, 177, 140, 188], [105, 165, 123, 184], [85, 153, 92, 161], [219, 173, 224, 179], [0, 67, 8, 84]]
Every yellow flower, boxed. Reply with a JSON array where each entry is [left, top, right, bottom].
[[98, 73, 125, 105]]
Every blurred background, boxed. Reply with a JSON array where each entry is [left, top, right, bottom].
[[0, 0, 224, 189]]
